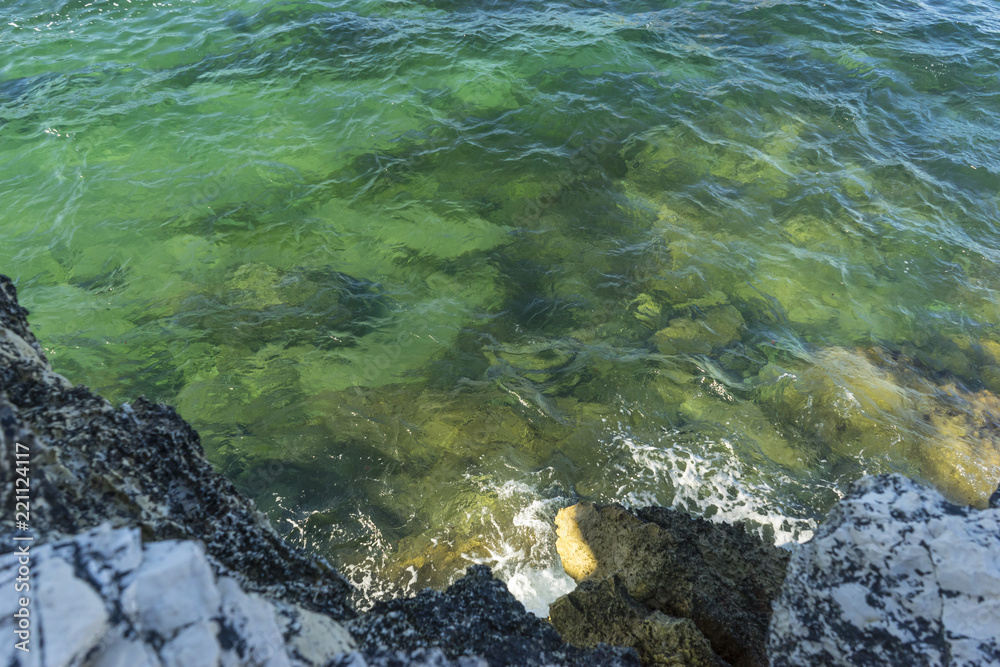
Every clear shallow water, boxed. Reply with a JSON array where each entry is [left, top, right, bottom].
[[4, 0, 1000, 613]]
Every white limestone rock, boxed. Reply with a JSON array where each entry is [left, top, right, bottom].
[[768, 473, 1000, 666], [88, 635, 163, 667], [0, 525, 357, 667], [36, 553, 111, 667], [217, 576, 292, 667], [277, 602, 358, 666], [121, 539, 221, 639], [52, 523, 143, 602], [0, 552, 42, 667], [159, 621, 222, 667]]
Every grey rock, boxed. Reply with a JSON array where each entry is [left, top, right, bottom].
[[277, 602, 356, 666], [0, 524, 358, 667], [768, 473, 1000, 666]]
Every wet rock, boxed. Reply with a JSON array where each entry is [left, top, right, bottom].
[[768, 474, 1000, 666], [180, 263, 392, 351], [549, 575, 723, 666], [554, 502, 789, 667], [628, 293, 663, 330], [485, 339, 586, 397], [0, 273, 643, 666], [348, 565, 640, 667]]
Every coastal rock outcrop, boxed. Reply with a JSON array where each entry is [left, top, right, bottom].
[[549, 575, 723, 666], [0, 273, 354, 620], [0, 273, 640, 666], [768, 473, 1000, 666], [550, 502, 790, 666], [6, 268, 1000, 667]]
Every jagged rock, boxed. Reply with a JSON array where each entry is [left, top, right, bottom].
[[554, 503, 789, 667], [348, 565, 640, 666], [0, 524, 357, 667], [549, 575, 723, 666], [768, 473, 1000, 666], [0, 274, 354, 618]]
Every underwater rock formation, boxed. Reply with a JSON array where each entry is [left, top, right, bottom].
[[768, 473, 1000, 667], [551, 502, 790, 667], [756, 345, 1000, 507]]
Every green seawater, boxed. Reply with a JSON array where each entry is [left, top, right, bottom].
[[3, 0, 1000, 611]]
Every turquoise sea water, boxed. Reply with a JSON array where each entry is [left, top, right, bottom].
[[4, 0, 1000, 612]]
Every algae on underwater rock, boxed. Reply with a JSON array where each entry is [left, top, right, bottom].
[[754, 345, 1000, 506], [653, 304, 745, 356]]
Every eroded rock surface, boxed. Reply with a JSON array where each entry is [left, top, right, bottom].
[[549, 575, 723, 666], [768, 473, 1000, 666], [552, 502, 789, 667]]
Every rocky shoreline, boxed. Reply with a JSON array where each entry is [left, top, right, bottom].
[[2, 272, 999, 666]]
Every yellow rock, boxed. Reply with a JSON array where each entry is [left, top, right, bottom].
[[554, 504, 599, 583]]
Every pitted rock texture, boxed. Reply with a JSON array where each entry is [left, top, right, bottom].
[[549, 575, 724, 667], [554, 502, 789, 667], [0, 274, 354, 619], [348, 565, 640, 667], [768, 473, 1000, 667], [0, 524, 357, 667]]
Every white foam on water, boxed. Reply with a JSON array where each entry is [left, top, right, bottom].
[[504, 565, 577, 618], [461, 480, 578, 617], [609, 427, 818, 546]]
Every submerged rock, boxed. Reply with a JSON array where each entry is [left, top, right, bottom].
[[180, 262, 393, 351], [552, 502, 789, 667], [652, 304, 744, 356], [755, 346, 1000, 506], [768, 474, 1000, 666]]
